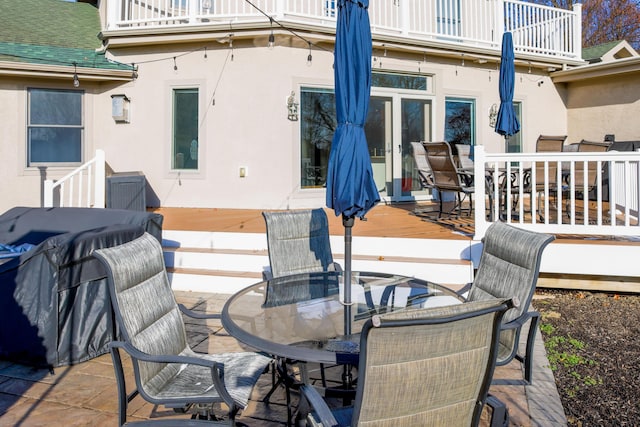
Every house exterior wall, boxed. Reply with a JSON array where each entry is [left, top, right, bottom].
[[0, 40, 568, 213], [565, 72, 640, 143]]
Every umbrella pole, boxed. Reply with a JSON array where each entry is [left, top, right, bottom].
[[342, 214, 354, 336]]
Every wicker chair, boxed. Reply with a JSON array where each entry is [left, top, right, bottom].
[[460, 221, 554, 384], [300, 299, 515, 427], [94, 232, 270, 426]]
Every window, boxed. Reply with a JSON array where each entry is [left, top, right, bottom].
[[172, 88, 199, 170], [444, 97, 475, 150], [300, 87, 336, 188], [505, 101, 522, 154], [372, 71, 428, 91], [27, 88, 83, 166]]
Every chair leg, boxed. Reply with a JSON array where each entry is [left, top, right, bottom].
[[486, 394, 509, 427], [523, 313, 540, 384]]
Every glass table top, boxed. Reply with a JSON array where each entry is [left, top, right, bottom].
[[222, 271, 463, 364]]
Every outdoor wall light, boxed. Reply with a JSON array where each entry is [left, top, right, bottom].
[[287, 91, 299, 121], [111, 94, 131, 123], [489, 103, 498, 127]]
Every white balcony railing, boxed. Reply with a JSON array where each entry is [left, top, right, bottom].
[[43, 150, 106, 208], [105, 0, 582, 61], [473, 146, 640, 240]]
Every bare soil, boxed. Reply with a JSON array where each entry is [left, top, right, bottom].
[[534, 289, 640, 426]]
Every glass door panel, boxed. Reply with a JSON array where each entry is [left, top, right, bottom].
[[365, 96, 392, 196], [401, 98, 432, 198]]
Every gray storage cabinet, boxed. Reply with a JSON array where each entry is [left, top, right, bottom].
[[106, 172, 146, 211]]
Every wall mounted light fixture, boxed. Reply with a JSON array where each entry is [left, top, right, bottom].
[[287, 91, 299, 121], [111, 94, 131, 123], [489, 103, 498, 127]]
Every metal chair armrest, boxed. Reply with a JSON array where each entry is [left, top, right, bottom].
[[299, 384, 339, 427], [178, 303, 221, 320]]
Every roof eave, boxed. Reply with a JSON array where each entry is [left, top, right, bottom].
[[0, 60, 134, 82], [551, 56, 640, 83]]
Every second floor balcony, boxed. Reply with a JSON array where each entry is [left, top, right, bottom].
[[104, 0, 584, 65]]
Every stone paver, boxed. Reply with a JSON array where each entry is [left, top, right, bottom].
[[0, 290, 567, 426]]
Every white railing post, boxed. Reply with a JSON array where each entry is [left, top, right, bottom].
[[399, 0, 409, 36], [94, 149, 106, 208], [473, 145, 489, 240], [44, 180, 54, 207], [572, 3, 583, 60], [496, 0, 505, 44]]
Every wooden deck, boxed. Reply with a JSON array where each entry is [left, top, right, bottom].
[[151, 203, 640, 293], [151, 202, 471, 240]]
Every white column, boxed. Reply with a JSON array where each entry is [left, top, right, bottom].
[[572, 3, 583, 60]]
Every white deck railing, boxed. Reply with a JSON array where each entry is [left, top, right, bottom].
[[473, 146, 640, 240], [105, 0, 582, 61], [43, 150, 106, 208]]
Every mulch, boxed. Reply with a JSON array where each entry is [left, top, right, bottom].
[[534, 289, 640, 426]]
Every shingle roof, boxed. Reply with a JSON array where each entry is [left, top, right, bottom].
[[582, 41, 624, 63], [0, 0, 131, 71]]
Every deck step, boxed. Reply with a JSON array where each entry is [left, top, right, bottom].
[[162, 230, 477, 294]]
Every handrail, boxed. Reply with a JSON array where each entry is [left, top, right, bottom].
[[473, 146, 640, 240], [104, 0, 582, 62], [43, 150, 106, 208]]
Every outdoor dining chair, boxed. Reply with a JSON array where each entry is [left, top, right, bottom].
[[524, 135, 567, 221], [564, 140, 611, 219], [457, 221, 554, 384], [422, 141, 475, 218], [94, 232, 271, 426], [262, 209, 341, 280], [456, 143, 475, 170], [262, 208, 342, 424], [299, 298, 515, 427]]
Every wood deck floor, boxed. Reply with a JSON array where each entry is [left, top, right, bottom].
[[151, 202, 471, 240]]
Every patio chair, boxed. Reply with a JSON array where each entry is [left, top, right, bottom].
[[565, 141, 611, 218], [457, 221, 554, 384], [523, 135, 567, 221], [262, 209, 341, 280], [422, 141, 475, 218], [456, 143, 475, 170], [299, 298, 515, 427], [262, 208, 342, 424], [410, 141, 440, 216], [93, 232, 270, 426], [410, 141, 435, 190]]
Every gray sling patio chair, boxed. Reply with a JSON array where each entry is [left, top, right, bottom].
[[262, 209, 342, 425], [262, 209, 341, 280], [299, 298, 515, 427], [94, 232, 270, 426], [457, 221, 554, 384], [422, 141, 475, 218]]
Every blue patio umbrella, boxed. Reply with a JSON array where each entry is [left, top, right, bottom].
[[495, 32, 520, 144], [326, 0, 380, 336]]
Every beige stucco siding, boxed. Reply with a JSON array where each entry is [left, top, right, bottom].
[[565, 73, 640, 143]]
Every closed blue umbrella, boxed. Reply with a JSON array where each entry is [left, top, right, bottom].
[[495, 32, 520, 140], [326, 0, 380, 336]]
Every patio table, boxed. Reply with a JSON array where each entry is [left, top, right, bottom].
[[221, 271, 463, 366]]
